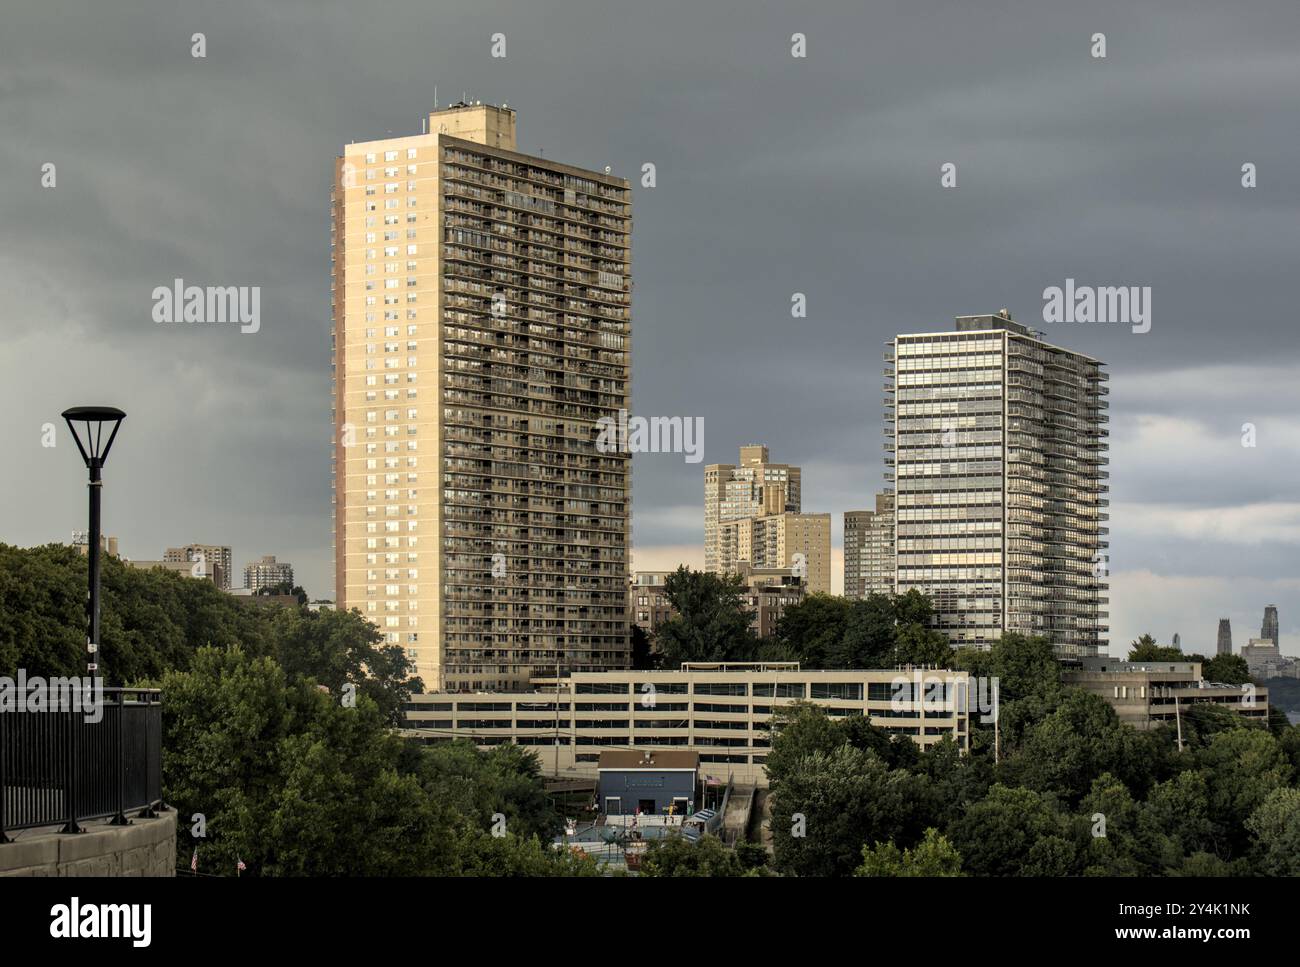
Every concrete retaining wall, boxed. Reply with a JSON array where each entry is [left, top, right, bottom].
[[0, 810, 176, 877]]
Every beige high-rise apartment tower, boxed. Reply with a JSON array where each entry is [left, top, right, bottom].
[[715, 513, 831, 594], [331, 102, 632, 691], [704, 445, 801, 573], [844, 493, 894, 599]]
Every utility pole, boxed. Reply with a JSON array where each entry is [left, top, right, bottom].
[[1174, 691, 1183, 753], [554, 659, 561, 778], [992, 677, 1000, 765]]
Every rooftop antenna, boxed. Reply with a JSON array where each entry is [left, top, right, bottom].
[[434, 85, 438, 110]]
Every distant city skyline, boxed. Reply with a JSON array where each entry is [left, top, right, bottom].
[[4, 0, 1300, 658]]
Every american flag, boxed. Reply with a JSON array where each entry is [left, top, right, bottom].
[[190, 849, 197, 873]]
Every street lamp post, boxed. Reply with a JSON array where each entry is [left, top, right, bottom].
[[62, 406, 125, 681]]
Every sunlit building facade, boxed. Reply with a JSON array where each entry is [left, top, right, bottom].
[[332, 102, 632, 691], [884, 311, 1109, 656]]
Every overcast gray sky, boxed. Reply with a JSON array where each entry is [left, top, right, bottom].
[[3, 0, 1298, 656]]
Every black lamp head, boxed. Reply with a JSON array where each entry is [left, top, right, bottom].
[[62, 406, 126, 468]]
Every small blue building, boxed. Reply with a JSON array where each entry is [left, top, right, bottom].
[[597, 750, 699, 817]]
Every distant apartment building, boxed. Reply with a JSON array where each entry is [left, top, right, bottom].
[[244, 555, 294, 591], [844, 493, 895, 599], [331, 102, 632, 691], [1062, 658, 1269, 730], [885, 310, 1109, 657], [402, 662, 972, 786], [630, 565, 807, 639], [705, 445, 800, 574], [1261, 605, 1280, 653], [716, 511, 831, 595], [629, 572, 675, 633], [1242, 639, 1299, 680], [736, 566, 808, 638], [163, 544, 233, 590], [126, 559, 216, 582], [1216, 618, 1233, 655], [71, 533, 119, 559]]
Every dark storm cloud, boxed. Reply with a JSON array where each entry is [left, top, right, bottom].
[[2, 0, 1298, 651]]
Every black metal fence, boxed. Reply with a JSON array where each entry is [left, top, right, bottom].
[[0, 686, 162, 840]]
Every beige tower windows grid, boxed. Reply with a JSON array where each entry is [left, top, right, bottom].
[[332, 103, 632, 691], [704, 445, 828, 595], [844, 493, 894, 600]]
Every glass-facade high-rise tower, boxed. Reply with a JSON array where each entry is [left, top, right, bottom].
[[884, 310, 1109, 657]]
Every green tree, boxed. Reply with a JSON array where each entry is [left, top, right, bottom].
[[1266, 705, 1293, 737], [0, 544, 278, 684], [733, 840, 770, 870], [1169, 852, 1240, 876], [1198, 653, 1251, 686], [918, 735, 993, 811], [1006, 689, 1151, 803], [843, 714, 920, 771], [889, 591, 954, 667], [1128, 635, 1182, 662], [1196, 727, 1292, 854], [1245, 787, 1300, 876], [1278, 721, 1300, 779], [1178, 703, 1247, 749], [450, 830, 600, 876], [892, 589, 934, 626], [755, 638, 799, 662], [0, 543, 94, 678], [856, 827, 964, 877], [773, 593, 852, 667], [159, 646, 451, 876], [953, 632, 1063, 751], [769, 745, 917, 877], [762, 702, 846, 786], [949, 784, 1076, 877], [891, 623, 953, 667], [1136, 770, 1217, 872], [832, 594, 896, 668], [268, 606, 422, 726], [654, 567, 756, 665], [630, 624, 658, 670], [407, 739, 563, 843], [641, 833, 748, 876], [1076, 773, 1143, 875]]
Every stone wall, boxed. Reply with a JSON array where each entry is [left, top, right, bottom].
[[0, 810, 176, 877]]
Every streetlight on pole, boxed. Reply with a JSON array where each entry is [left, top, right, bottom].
[[61, 406, 125, 681]]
